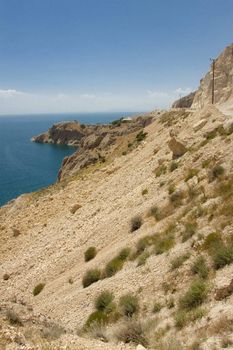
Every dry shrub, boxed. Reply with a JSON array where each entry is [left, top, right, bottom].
[[6, 309, 22, 325], [115, 319, 148, 347]]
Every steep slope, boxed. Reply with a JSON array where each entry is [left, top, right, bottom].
[[1, 105, 233, 350], [192, 43, 233, 113], [172, 92, 196, 108]]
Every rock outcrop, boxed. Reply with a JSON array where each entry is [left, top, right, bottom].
[[192, 43, 233, 110], [32, 116, 154, 180], [172, 91, 196, 108]]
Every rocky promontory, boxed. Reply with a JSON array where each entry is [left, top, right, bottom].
[[32, 115, 154, 180]]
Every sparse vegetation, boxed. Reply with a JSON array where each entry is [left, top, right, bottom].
[[95, 291, 114, 312], [131, 215, 142, 232], [136, 130, 147, 142], [84, 246, 97, 262], [142, 188, 148, 195], [104, 257, 124, 277], [137, 251, 150, 266], [171, 253, 190, 270], [6, 309, 22, 325], [169, 190, 184, 207], [33, 283, 45, 296], [155, 232, 175, 255], [119, 294, 139, 317], [191, 256, 209, 279], [153, 302, 163, 313], [168, 183, 176, 195], [85, 310, 108, 328], [115, 319, 148, 346], [82, 269, 101, 288], [208, 164, 225, 182], [185, 168, 199, 182], [155, 164, 167, 177], [212, 244, 233, 269], [182, 220, 197, 242], [179, 279, 207, 310], [170, 161, 179, 172]]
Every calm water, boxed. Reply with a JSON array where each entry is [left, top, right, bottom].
[[0, 112, 135, 206]]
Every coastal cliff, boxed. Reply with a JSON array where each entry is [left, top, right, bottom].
[[32, 115, 154, 180]]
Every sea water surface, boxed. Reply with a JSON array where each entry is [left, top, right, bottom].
[[0, 112, 135, 206]]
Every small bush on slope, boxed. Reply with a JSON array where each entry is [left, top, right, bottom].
[[191, 256, 209, 279], [119, 294, 139, 317], [84, 246, 97, 262], [131, 215, 143, 232], [82, 269, 101, 288], [33, 283, 45, 296], [171, 253, 190, 270], [179, 279, 207, 310], [95, 291, 114, 312], [115, 319, 148, 346]]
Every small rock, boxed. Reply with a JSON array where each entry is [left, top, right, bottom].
[[136, 345, 147, 350], [70, 204, 82, 214], [168, 136, 187, 159], [215, 278, 233, 300], [223, 119, 233, 134], [12, 228, 21, 237]]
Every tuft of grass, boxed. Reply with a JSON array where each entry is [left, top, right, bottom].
[[181, 221, 197, 242], [167, 297, 175, 309], [155, 233, 175, 255], [171, 253, 190, 270], [115, 319, 148, 346], [168, 184, 176, 195], [118, 247, 131, 261], [119, 294, 139, 317], [142, 188, 148, 195], [6, 309, 22, 325], [104, 257, 124, 278], [174, 310, 187, 329], [84, 247, 97, 262], [131, 215, 143, 232], [136, 130, 148, 142], [170, 161, 179, 172], [201, 232, 222, 252], [169, 190, 184, 207], [208, 164, 225, 182], [179, 279, 207, 310], [33, 283, 45, 296], [82, 269, 101, 288], [155, 164, 167, 177], [191, 256, 209, 279], [212, 244, 233, 270], [85, 311, 108, 329], [136, 236, 152, 254], [137, 251, 150, 266], [185, 168, 199, 182], [148, 205, 161, 221], [95, 291, 114, 312], [153, 302, 163, 313]]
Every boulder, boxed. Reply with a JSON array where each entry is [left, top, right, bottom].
[[168, 137, 187, 159]]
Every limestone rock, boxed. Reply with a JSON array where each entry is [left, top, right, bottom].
[[193, 119, 207, 132], [136, 345, 147, 350], [223, 119, 233, 134], [172, 91, 196, 108], [168, 137, 187, 159], [70, 204, 82, 214], [215, 278, 233, 301]]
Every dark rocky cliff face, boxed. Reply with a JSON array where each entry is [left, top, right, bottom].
[[32, 116, 153, 180], [172, 91, 196, 108]]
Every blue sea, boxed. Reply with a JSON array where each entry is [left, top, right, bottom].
[[0, 112, 136, 207]]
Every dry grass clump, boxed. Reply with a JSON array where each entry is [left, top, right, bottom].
[[170, 253, 190, 270], [179, 279, 207, 310], [174, 307, 206, 329], [115, 319, 148, 346], [104, 248, 130, 277], [191, 256, 209, 279], [82, 269, 101, 288], [84, 246, 97, 262], [153, 302, 163, 313], [33, 283, 45, 296], [6, 309, 22, 325], [181, 220, 197, 242], [169, 190, 184, 207], [185, 168, 199, 182], [142, 188, 148, 195], [131, 215, 143, 232], [170, 161, 179, 172], [154, 232, 175, 255], [137, 251, 150, 266], [208, 164, 225, 182], [136, 130, 148, 142], [95, 291, 114, 312], [119, 294, 139, 317], [155, 164, 167, 177]]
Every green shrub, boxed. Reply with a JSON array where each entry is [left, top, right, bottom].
[[209, 164, 225, 182], [169, 190, 184, 207], [131, 215, 142, 232], [104, 257, 124, 277], [136, 236, 151, 253], [84, 247, 97, 262], [191, 256, 209, 279], [136, 130, 147, 142], [148, 205, 162, 221], [155, 233, 175, 255], [137, 251, 150, 266], [95, 291, 114, 312], [201, 232, 222, 252], [182, 221, 197, 242], [142, 188, 148, 195], [118, 247, 131, 261], [33, 283, 45, 296], [153, 302, 163, 313], [168, 184, 176, 195], [170, 161, 178, 172], [185, 168, 199, 182], [174, 310, 187, 328], [82, 269, 101, 288], [85, 311, 108, 328], [119, 294, 139, 317], [179, 279, 207, 310], [212, 244, 233, 269], [171, 253, 190, 270]]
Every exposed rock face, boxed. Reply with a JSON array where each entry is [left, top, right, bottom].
[[32, 116, 153, 180], [192, 43, 233, 109], [172, 91, 196, 108]]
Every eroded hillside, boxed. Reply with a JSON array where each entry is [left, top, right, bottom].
[[1, 105, 233, 350]]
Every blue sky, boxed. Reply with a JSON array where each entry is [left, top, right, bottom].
[[0, 0, 232, 114]]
